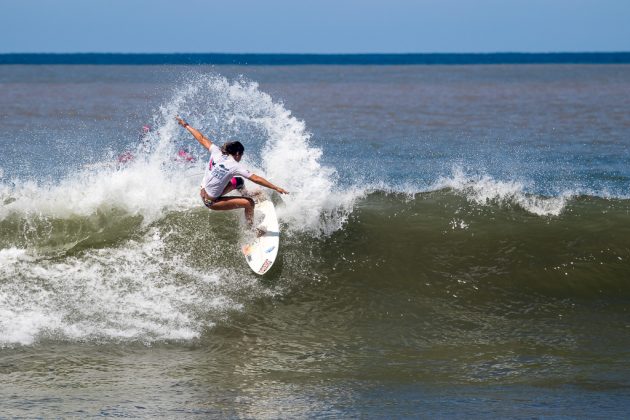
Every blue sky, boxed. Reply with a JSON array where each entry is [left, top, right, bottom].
[[1, 0, 629, 53]]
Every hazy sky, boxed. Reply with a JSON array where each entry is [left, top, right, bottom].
[[1, 0, 629, 53]]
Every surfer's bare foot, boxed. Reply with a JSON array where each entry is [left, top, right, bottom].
[[255, 226, 267, 237]]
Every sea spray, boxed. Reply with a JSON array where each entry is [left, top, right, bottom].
[[157, 73, 359, 236], [432, 166, 570, 216]]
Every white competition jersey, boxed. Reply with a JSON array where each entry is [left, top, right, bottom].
[[201, 144, 252, 198]]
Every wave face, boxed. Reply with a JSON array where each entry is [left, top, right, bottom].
[[1, 69, 629, 348], [329, 191, 630, 297], [2, 185, 629, 346]]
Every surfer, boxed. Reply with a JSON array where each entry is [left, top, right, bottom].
[[176, 116, 288, 226]]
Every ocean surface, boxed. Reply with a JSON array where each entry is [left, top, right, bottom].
[[1, 63, 629, 417]]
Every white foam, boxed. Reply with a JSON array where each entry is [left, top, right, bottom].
[[0, 247, 32, 265], [0, 157, 202, 225], [432, 166, 570, 216], [0, 229, 264, 347], [449, 219, 469, 230]]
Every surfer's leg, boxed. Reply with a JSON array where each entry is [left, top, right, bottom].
[[207, 196, 255, 226]]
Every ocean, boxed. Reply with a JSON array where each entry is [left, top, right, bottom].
[[1, 60, 629, 417]]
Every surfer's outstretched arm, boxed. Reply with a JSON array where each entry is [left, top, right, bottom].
[[249, 174, 289, 195], [176, 116, 213, 151]]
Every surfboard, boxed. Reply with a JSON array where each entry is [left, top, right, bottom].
[[241, 197, 280, 275]]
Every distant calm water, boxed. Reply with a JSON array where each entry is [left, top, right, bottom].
[[2, 52, 630, 65], [1, 63, 629, 417]]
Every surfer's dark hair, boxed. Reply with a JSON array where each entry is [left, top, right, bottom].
[[221, 141, 245, 156]]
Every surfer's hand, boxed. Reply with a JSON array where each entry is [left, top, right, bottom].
[[176, 116, 189, 128], [275, 187, 289, 194]]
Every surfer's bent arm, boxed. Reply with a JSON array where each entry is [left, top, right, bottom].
[[249, 174, 289, 195], [176, 117, 213, 151]]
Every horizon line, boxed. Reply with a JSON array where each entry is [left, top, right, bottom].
[[2, 52, 630, 65], [2, 51, 630, 54]]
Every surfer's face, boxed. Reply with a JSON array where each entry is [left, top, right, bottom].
[[234, 152, 243, 162]]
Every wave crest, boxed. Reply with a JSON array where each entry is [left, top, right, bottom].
[[432, 167, 570, 216]]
